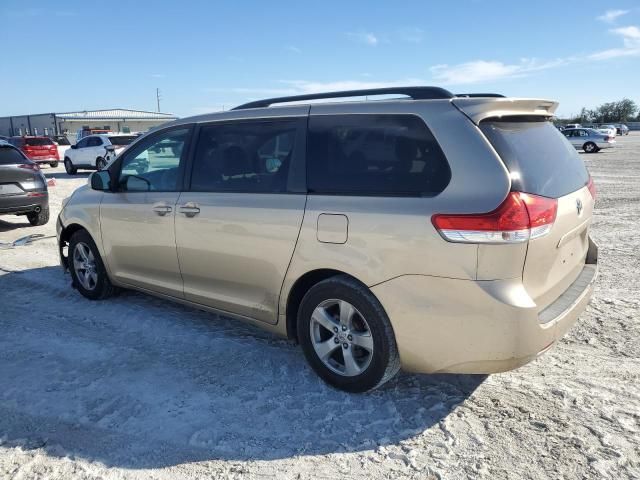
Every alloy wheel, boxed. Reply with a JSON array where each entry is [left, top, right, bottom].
[[73, 242, 98, 291], [310, 299, 374, 377]]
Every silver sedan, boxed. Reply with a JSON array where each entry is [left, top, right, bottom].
[[563, 128, 615, 153]]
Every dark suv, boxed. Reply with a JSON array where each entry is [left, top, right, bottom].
[[0, 142, 49, 226]]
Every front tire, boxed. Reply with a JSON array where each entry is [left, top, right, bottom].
[[49, 161, 59, 168], [96, 157, 106, 170], [27, 206, 49, 226], [583, 142, 597, 153], [64, 158, 77, 175], [69, 230, 115, 300], [297, 275, 400, 393]]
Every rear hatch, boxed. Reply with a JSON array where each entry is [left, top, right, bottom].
[[479, 118, 594, 309], [22, 137, 58, 160], [0, 147, 40, 195]]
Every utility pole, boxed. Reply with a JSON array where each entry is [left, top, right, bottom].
[[156, 88, 162, 112]]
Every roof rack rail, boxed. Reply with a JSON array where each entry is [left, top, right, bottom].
[[455, 93, 505, 98], [232, 86, 454, 110]]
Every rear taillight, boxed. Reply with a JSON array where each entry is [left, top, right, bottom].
[[607, 136, 614, 142], [587, 176, 596, 199], [18, 163, 40, 171], [432, 192, 558, 244]]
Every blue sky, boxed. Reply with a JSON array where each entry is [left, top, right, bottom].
[[1, 0, 639, 118]]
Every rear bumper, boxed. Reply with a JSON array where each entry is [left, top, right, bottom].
[[28, 157, 59, 163], [596, 141, 614, 149], [0, 193, 48, 215], [372, 238, 599, 374]]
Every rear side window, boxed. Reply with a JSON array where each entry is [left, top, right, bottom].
[[25, 138, 53, 146], [307, 114, 451, 196], [480, 119, 589, 198], [190, 120, 298, 193], [0, 147, 26, 165]]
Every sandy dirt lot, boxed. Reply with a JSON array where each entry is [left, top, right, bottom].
[[0, 134, 638, 479]]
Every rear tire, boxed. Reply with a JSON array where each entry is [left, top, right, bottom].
[[68, 230, 115, 300], [27, 206, 49, 226], [64, 158, 77, 175], [49, 161, 59, 168], [96, 157, 106, 170], [297, 275, 400, 393], [583, 142, 597, 153]]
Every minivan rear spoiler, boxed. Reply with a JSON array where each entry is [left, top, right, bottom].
[[451, 97, 559, 125]]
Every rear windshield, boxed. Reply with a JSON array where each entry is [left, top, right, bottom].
[[480, 119, 590, 198], [0, 146, 26, 165], [24, 137, 54, 146], [108, 136, 137, 146]]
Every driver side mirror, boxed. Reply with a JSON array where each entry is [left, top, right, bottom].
[[90, 170, 111, 191]]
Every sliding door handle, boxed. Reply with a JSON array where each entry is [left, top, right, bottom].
[[178, 202, 200, 218]]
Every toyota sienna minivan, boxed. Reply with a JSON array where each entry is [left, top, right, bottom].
[[57, 87, 598, 392]]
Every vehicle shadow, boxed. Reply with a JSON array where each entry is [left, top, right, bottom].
[[43, 171, 91, 180], [0, 265, 486, 469], [0, 218, 31, 232]]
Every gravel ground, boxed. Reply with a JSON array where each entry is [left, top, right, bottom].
[[0, 134, 638, 479]]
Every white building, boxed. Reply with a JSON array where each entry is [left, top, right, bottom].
[[0, 109, 178, 141]]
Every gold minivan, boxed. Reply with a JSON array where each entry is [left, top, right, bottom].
[[57, 87, 598, 392]]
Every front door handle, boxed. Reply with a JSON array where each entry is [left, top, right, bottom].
[[179, 202, 200, 218], [152, 203, 172, 216]]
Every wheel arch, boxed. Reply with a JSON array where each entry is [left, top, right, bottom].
[[284, 268, 370, 342]]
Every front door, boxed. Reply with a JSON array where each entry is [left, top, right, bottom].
[[175, 118, 307, 323], [100, 126, 192, 297]]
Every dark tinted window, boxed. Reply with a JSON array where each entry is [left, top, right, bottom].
[[307, 114, 451, 196], [88, 137, 103, 147], [191, 120, 297, 193], [480, 119, 589, 198], [0, 146, 26, 164], [76, 138, 89, 148], [24, 137, 53, 146], [53, 136, 70, 145], [8, 138, 23, 147], [107, 135, 137, 146]]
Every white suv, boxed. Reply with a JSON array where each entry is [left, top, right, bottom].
[[63, 134, 138, 174]]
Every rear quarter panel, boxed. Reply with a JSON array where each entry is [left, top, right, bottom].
[[280, 100, 512, 313]]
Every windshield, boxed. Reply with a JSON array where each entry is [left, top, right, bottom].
[[480, 119, 590, 198], [24, 137, 54, 146], [108, 136, 137, 146]]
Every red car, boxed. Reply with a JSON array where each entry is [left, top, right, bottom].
[[8, 136, 60, 168]]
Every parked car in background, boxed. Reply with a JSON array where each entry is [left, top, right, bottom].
[[76, 127, 111, 143], [615, 124, 630, 135], [564, 123, 582, 129], [63, 134, 139, 174], [0, 142, 49, 225], [563, 128, 615, 153], [596, 125, 617, 137], [8, 136, 59, 167], [58, 87, 598, 392], [52, 135, 71, 160]]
